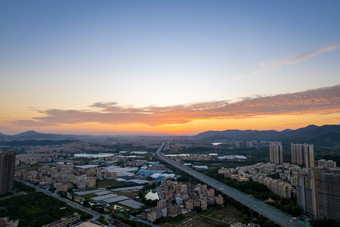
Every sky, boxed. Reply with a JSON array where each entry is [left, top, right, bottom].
[[1, 0, 340, 135]]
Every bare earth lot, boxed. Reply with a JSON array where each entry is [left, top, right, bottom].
[[161, 205, 245, 227]]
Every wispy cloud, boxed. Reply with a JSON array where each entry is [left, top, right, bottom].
[[238, 44, 340, 79], [12, 85, 340, 127]]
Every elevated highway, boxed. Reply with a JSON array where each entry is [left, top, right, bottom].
[[156, 142, 308, 227]]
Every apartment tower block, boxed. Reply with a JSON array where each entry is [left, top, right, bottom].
[[296, 165, 340, 221], [0, 151, 16, 194], [269, 142, 283, 164], [291, 143, 314, 168]]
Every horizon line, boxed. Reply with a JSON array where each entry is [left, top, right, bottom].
[[2, 123, 339, 137]]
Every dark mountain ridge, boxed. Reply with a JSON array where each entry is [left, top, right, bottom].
[[194, 124, 340, 146], [1, 124, 340, 146], [0, 130, 77, 141]]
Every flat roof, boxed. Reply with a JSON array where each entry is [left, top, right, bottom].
[[75, 189, 105, 196], [94, 190, 112, 196], [76, 221, 102, 227], [129, 179, 150, 184], [104, 195, 129, 203], [110, 186, 143, 192], [119, 199, 145, 209], [92, 193, 118, 201]]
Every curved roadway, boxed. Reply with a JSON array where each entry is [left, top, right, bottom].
[[156, 142, 309, 227]]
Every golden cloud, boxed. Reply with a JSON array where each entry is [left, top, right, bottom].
[[13, 85, 340, 127]]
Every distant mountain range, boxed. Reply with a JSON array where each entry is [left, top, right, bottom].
[[0, 130, 78, 141], [194, 124, 340, 146], [1, 124, 340, 146]]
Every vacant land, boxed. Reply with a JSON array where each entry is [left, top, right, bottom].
[[161, 205, 244, 227], [115, 189, 139, 199], [97, 179, 126, 189]]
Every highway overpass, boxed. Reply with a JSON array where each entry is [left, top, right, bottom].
[[156, 142, 308, 227]]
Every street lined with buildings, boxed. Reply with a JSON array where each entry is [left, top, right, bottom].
[[156, 142, 307, 227]]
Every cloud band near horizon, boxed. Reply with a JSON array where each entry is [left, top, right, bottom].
[[238, 44, 340, 78], [12, 85, 340, 127]]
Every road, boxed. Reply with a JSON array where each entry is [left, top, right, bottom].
[[156, 142, 309, 227], [17, 180, 101, 219], [18, 180, 158, 227]]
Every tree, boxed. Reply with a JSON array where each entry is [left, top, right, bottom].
[[193, 206, 202, 213], [97, 215, 108, 225], [310, 218, 340, 227]]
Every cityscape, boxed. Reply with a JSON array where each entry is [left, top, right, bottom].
[[1, 1, 340, 227], [1, 128, 340, 227]]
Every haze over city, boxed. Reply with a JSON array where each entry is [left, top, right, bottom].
[[1, 1, 340, 135]]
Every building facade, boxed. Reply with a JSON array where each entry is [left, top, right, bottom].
[[291, 143, 314, 168], [296, 169, 317, 217], [0, 151, 16, 194], [269, 142, 283, 164], [296, 165, 340, 221], [316, 167, 340, 221], [317, 159, 336, 168]]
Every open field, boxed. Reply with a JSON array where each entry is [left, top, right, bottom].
[[97, 179, 125, 189], [161, 205, 244, 227], [115, 189, 139, 199]]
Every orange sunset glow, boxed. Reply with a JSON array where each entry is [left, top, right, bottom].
[[5, 113, 339, 136], [2, 85, 340, 135], [1, 1, 340, 135]]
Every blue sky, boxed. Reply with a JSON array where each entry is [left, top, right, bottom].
[[1, 1, 340, 134]]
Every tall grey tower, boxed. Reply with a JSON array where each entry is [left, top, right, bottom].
[[269, 142, 283, 164], [0, 151, 16, 194]]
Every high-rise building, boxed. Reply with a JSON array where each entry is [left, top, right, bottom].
[[269, 142, 283, 164], [296, 169, 317, 217], [291, 143, 314, 168], [0, 151, 16, 194], [296, 164, 340, 221], [315, 167, 340, 221]]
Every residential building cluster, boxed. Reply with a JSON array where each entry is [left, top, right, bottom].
[[165, 139, 273, 152], [220, 142, 340, 222], [138, 180, 224, 222], [16, 153, 61, 165], [166, 153, 212, 161], [218, 162, 297, 199], [19, 142, 94, 154], [167, 153, 248, 163], [219, 142, 318, 200], [16, 164, 117, 191]]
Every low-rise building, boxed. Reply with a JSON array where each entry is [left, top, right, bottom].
[[185, 200, 194, 210], [42, 212, 81, 227], [147, 210, 157, 222], [215, 194, 224, 206], [0, 217, 19, 227]]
